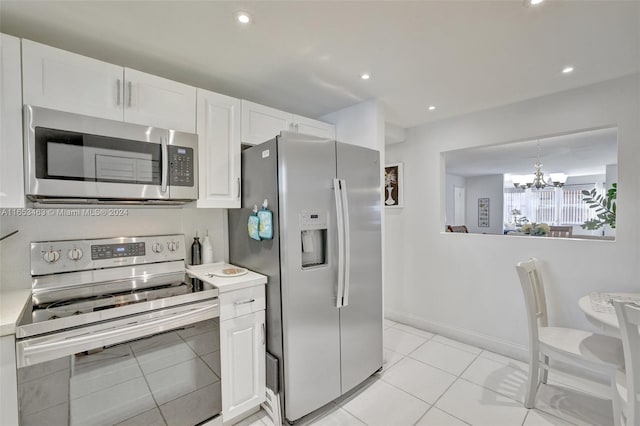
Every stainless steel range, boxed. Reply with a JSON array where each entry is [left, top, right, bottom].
[[15, 235, 221, 426]]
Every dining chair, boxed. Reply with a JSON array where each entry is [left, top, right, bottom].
[[549, 226, 573, 238], [613, 301, 640, 426], [516, 258, 625, 424]]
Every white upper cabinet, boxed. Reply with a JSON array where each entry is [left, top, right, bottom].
[[21, 40, 196, 132], [197, 89, 241, 208], [292, 114, 336, 139], [241, 100, 335, 145], [124, 68, 196, 133], [241, 100, 292, 145], [22, 39, 124, 121], [1, 34, 25, 208]]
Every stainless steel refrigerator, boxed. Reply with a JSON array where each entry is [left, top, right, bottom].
[[228, 132, 383, 423]]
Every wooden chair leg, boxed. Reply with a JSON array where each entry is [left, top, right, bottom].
[[541, 355, 549, 384], [525, 353, 540, 409]]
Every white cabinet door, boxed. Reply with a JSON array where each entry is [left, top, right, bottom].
[[241, 100, 292, 145], [293, 114, 336, 139], [22, 39, 124, 121], [0, 335, 18, 426], [1, 34, 25, 208], [220, 310, 266, 423], [196, 89, 241, 208], [124, 68, 196, 133]]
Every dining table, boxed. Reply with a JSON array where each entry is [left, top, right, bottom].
[[579, 292, 640, 336]]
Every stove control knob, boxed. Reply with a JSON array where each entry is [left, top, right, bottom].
[[43, 249, 61, 263], [167, 241, 179, 252], [152, 242, 164, 253], [68, 248, 83, 261]]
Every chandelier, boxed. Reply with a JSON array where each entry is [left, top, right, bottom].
[[512, 142, 568, 190]]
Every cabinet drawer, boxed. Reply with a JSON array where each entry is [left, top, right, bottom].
[[219, 285, 265, 320]]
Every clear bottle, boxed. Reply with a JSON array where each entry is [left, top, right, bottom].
[[202, 230, 214, 264]]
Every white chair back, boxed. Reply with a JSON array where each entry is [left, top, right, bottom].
[[516, 258, 549, 344], [613, 301, 640, 426]]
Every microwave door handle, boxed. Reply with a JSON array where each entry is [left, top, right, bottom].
[[161, 136, 168, 193]]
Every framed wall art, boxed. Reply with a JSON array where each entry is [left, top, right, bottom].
[[478, 197, 490, 227], [384, 163, 403, 208]]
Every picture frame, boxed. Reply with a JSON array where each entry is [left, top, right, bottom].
[[478, 197, 490, 227], [384, 163, 403, 208]]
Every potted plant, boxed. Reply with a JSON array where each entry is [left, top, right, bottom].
[[581, 183, 616, 230]]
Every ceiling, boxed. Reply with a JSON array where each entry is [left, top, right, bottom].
[[444, 127, 618, 178], [1, 1, 638, 130]]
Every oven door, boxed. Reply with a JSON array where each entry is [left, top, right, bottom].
[[16, 300, 221, 426], [24, 105, 197, 202]]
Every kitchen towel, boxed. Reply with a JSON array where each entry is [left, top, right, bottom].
[[258, 207, 273, 240]]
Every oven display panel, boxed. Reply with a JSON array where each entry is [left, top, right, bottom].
[[91, 242, 145, 260]]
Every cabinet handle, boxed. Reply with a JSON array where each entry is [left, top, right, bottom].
[[234, 298, 255, 306], [116, 79, 121, 106], [236, 178, 241, 199], [262, 322, 265, 345], [127, 81, 133, 107]]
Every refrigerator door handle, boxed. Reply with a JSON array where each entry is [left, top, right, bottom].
[[340, 179, 351, 307], [333, 178, 345, 308]]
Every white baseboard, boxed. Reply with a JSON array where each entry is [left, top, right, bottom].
[[384, 309, 610, 385], [384, 309, 529, 362]]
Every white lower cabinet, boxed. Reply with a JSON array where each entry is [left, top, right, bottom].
[[220, 309, 266, 424], [0, 335, 18, 426], [219, 284, 266, 424]]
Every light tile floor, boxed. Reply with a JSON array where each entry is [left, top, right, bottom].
[[236, 319, 616, 426]]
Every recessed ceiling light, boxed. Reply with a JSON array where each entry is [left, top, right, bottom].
[[428, 105, 436, 111], [361, 73, 370, 80], [529, 0, 544, 5], [237, 12, 251, 24], [562, 66, 574, 74]]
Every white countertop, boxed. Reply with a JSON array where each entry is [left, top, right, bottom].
[[186, 262, 267, 293], [0, 289, 31, 337]]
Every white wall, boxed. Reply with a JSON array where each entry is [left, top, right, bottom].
[[0, 206, 226, 291], [384, 74, 640, 360], [464, 174, 504, 235], [322, 99, 385, 151]]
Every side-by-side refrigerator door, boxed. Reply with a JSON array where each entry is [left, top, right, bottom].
[[336, 142, 383, 394], [278, 137, 341, 422]]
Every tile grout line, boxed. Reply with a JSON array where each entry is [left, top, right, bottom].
[[417, 349, 484, 426], [382, 333, 479, 426], [386, 321, 528, 425]]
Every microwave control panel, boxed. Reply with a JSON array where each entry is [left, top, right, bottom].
[[169, 146, 194, 187]]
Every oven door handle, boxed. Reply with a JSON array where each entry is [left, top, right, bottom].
[[16, 300, 219, 368]]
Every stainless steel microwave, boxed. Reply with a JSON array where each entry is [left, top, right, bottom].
[[23, 105, 198, 204]]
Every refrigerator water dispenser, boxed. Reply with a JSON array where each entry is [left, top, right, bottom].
[[300, 212, 327, 268]]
